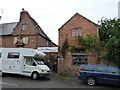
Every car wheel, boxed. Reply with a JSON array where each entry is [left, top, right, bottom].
[[87, 77, 96, 86], [32, 72, 39, 80]]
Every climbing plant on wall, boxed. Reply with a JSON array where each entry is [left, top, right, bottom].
[[61, 38, 69, 57]]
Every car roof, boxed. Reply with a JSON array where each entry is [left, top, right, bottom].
[[81, 64, 119, 69]]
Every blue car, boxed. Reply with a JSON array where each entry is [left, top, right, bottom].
[[77, 65, 120, 86]]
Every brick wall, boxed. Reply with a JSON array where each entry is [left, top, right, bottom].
[[1, 10, 52, 49], [37, 35, 50, 47], [12, 11, 38, 35], [59, 13, 98, 49], [58, 50, 79, 75], [1, 35, 37, 48], [58, 13, 99, 74]]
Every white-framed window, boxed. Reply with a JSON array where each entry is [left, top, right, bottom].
[[21, 24, 26, 31], [72, 28, 82, 37]]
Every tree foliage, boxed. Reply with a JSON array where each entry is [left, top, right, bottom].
[[76, 35, 101, 64], [99, 18, 120, 67]]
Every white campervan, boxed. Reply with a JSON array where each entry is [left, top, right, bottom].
[[0, 48, 51, 79]]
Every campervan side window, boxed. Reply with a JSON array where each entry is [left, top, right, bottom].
[[0, 53, 1, 58], [8, 52, 20, 59]]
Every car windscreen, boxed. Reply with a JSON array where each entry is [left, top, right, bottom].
[[34, 58, 44, 65]]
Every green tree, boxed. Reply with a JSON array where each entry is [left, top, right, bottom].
[[99, 18, 120, 67]]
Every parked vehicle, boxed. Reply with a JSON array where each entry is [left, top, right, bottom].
[[0, 52, 2, 71], [77, 64, 120, 86], [0, 48, 51, 80]]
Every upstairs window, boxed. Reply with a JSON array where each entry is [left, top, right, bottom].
[[72, 28, 82, 37], [21, 24, 26, 31]]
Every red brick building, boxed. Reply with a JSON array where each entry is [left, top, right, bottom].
[[0, 9, 58, 69], [58, 13, 99, 74]]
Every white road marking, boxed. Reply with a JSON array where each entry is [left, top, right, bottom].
[[0, 82, 18, 86]]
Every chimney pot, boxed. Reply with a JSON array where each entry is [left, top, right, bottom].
[[22, 8, 24, 11]]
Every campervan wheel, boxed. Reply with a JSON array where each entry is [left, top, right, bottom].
[[32, 72, 39, 80]]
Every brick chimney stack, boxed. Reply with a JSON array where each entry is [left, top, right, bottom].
[[19, 8, 28, 21]]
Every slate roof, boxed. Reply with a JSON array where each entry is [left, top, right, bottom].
[[0, 22, 18, 35]]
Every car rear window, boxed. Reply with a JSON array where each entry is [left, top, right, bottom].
[[81, 66, 94, 71]]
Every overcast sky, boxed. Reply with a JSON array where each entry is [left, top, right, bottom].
[[0, 0, 119, 45]]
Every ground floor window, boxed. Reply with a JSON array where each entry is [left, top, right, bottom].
[[72, 54, 88, 65]]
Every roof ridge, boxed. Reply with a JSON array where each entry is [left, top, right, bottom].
[[58, 12, 98, 31]]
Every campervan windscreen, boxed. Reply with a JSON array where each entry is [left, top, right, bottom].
[[34, 58, 44, 65]]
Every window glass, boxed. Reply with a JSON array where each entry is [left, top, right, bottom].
[[72, 28, 82, 37], [72, 55, 87, 65], [21, 24, 26, 31], [34, 58, 45, 65], [96, 66, 107, 72], [79, 28, 82, 36], [8, 52, 20, 59], [81, 66, 94, 71], [25, 58, 35, 66], [76, 29, 79, 36], [72, 29, 75, 36], [0, 53, 2, 58], [108, 67, 119, 74]]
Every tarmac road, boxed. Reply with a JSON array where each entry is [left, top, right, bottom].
[[1, 73, 120, 89]]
